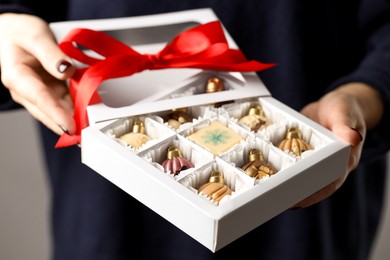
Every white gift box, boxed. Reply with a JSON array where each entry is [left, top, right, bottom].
[[50, 8, 350, 252]]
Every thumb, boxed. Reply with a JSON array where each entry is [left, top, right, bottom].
[[18, 23, 76, 80], [331, 124, 364, 148]]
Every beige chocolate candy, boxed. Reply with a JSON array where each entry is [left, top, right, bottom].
[[167, 119, 181, 129], [163, 108, 192, 129], [242, 149, 277, 179], [119, 120, 150, 149], [198, 183, 231, 202], [238, 104, 271, 132], [120, 133, 150, 149], [198, 170, 232, 203], [277, 127, 312, 156]]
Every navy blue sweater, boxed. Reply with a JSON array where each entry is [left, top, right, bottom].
[[1, 1, 390, 260]]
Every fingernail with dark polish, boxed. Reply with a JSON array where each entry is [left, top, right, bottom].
[[57, 60, 72, 73], [58, 125, 70, 135]]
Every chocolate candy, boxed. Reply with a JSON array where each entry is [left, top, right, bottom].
[[119, 120, 150, 149], [198, 170, 232, 203], [205, 76, 225, 107], [278, 127, 312, 156], [161, 145, 195, 175], [205, 76, 224, 93], [163, 108, 192, 129], [187, 121, 242, 155], [238, 103, 271, 132], [241, 149, 277, 179]]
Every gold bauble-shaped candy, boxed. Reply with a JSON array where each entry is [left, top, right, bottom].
[[238, 104, 271, 132], [277, 127, 312, 156], [205, 77, 224, 93], [119, 120, 150, 149], [242, 149, 277, 179], [205, 76, 225, 107], [198, 170, 232, 203], [161, 145, 195, 175]]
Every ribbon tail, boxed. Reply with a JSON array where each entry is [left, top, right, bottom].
[[55, 133, 81, 148], [55, 68, 104, 148]]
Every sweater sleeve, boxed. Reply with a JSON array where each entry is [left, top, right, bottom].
[[327, 0, 390, 160], [0, 4, 34, 15]]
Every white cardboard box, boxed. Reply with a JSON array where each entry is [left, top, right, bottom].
[[50, 8, 350, 252]]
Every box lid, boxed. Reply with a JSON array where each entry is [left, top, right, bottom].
[[50, 8, 271, 125]]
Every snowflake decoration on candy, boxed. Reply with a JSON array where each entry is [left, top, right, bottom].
[[202, 129, 229, 145], [187, 121, 242, 155]]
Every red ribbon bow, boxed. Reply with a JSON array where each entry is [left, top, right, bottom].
[[55, 21, 276, 148]]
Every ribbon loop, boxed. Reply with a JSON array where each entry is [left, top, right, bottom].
[[55, 20, 276, 148]]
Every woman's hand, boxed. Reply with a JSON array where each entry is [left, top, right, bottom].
[[293, 82, 383, 208], [0, 13, 76, 135]]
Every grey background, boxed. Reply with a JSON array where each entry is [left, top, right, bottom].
[[1, 110, 389, 260]]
